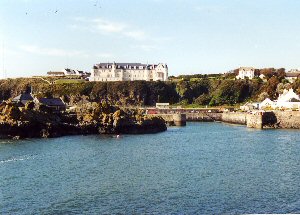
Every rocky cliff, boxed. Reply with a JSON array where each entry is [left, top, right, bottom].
[[0, 101, 166, 139]]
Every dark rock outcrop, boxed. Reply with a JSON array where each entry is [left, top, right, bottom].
[[0, 101, 166, 139]]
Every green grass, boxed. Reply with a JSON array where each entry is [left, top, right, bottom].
[[55, 79, 86, 84]]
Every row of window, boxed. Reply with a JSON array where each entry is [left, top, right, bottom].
[[96, 67, 161, 72], [95, 72, 163, 78]]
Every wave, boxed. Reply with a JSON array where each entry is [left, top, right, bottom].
[[0, 155, 35, 164]]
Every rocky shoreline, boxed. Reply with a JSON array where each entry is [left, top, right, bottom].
[[0, 101, 167, 139]]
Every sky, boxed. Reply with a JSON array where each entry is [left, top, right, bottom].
[[1, 0, 300, 78]]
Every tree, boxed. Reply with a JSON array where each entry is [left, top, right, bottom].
[[276, 68, 286, 81], [176, 80, 193, 103], [194, 94, 211, 105], [257, 92, 269, 102], [260, 68, 275, 79], [265, 76, 280, 99], [276, 82, 291, 95]]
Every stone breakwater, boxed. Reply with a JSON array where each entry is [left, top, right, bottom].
[[186, 112, 222, 122], [186, 111, 300, 129], [262, 111, 300, 129], [150, 114, 187, 126]]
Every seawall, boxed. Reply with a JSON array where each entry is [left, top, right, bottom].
[[263, 111, 300, 129], [221, 112, 247, 125], [219, 112, 262, 129], [148, 114, 186, 126], [187, 112, 249, 126], [149, 111, 300, 129], [204, 111, 300, 129], [186, 113, 222, 122]]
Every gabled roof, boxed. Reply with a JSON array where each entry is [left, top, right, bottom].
[[285, 72, 300, 78], [260, 98, 274, 106], [277, 89, 300, 102], [38, 98, 65, 107], [12, 93, 34, 105], [64, 68, 77, 75], [239, 67, 255, 71]]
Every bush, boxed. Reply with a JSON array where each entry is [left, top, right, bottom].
[[194, 94, 211, 105]]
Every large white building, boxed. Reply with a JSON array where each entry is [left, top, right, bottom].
[[236, 67, 256, 79], [89, 62, 168, 82]]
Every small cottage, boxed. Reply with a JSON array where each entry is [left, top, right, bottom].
[[12, 93, 34, 106], [260, 98, 275, 109], [36, 98, 66, 112], [286, 70, 300, 83], [259, 89, 300, 110], [276, 89, 300, 109], [240, 102, 258, 111]]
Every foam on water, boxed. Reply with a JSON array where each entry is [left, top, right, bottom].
[[0, 154, 35, 164]]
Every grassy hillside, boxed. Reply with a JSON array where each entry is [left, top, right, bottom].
[[0, 72, 298, 107]]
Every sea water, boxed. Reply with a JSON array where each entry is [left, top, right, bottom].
[[0, 122, 300, 214]]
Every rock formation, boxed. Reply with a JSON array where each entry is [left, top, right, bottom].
[[0, 100, 166, 139]]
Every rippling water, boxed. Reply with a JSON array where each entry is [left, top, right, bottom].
[[1, 122, 300, 214]]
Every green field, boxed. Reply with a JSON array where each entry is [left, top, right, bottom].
[[55, 79, 86, 84]]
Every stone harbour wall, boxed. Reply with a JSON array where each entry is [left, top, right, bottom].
[[246, 114, 263, 129], [148, 114, 187, 126], [186, 113, 222, 122], [263, 111, 300, 129], [221, 111, 300, 129], [221, 112, 247, 125], [149, 111, 300, 129]]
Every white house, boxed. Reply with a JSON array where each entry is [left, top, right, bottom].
[[259, 74, 266, 80], [240, 102, 257, 111], [285, 69, 300, 83], [236, 67, 256, 79], [259, 89, 300, 110], [89, 62, 168, 82], [260, 98, 275, 109], [47, 68, 90, 77], [276, 88, 300, 109]]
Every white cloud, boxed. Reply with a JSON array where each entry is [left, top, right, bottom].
[[92, 18, 126, 33], [71, 17, 148, 41], [20, 45, 87, 57], [125, 30, 147, 40]]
